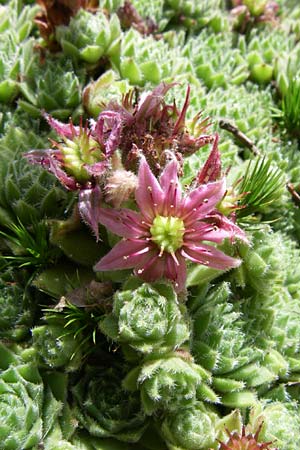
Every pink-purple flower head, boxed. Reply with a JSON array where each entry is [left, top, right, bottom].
[[24, 113, 107, 190], [95, 136, 247, 291]]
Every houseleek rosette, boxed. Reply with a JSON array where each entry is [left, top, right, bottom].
[[99, 281, 190, 355], [0, 343, 43, 449], [123, 352, 217, 415], [72, 365, 148, 443], [55, 9, 121, 64], [32, 318, 83, 372], [249, 401, 300, 449], [160, 402, 219, 450], [0, 273, 32, 341]]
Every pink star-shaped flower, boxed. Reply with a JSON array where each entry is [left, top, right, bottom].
[[95, 143, 246, 291]]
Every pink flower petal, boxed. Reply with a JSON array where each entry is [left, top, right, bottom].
[[135, 157, 164, 220], [182, 244, 241, 270], [206, 212, 249, 243], [24, 149, 77, 190], [94, 239, 151, 271], [134, 251, 165, 282], [43, 112, 79, 139], [94, 111, 123, 158], [96, 208, 146, 238], [197, 134, 222, 184], [83, 161, 108, 177], [136, 83, 174, 121], [78, 186, 102, 240], [181, 179, 226, 222], [159, 160, 182, 214], [184, 222, 232, 244], [165, 252, 187, 292]]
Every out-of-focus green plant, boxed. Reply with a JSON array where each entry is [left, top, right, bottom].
[[0, 270, 33, 341], [55, 9, 121, 65], [72, 364, 148, 442], [19, 41, 85, 120]]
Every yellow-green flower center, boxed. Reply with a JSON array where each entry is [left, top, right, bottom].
[[150, 215, 185, 254], [61, 132, 103, 183]]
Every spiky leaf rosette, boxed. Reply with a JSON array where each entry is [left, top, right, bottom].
[[32, 317, 84, 371], [0, 158, 73, 226], [55, 9, 121, 65], [99, 281, 190, 355], [123, 351, 217, 415], [274, 75, 300, 138], [0, 270, 33, 342], [249, 401, 300, 450], [0, 343, 44, 449], [191, 282, 260, 375], [164, 0, 228, 32], [72, 364, 148, 443], [183, 30, 248, 89], [0, 0, 39, 43], [112, 28, 192, 86], [19, 40, 85, 120], [160, 401, 219, 450], [0, 31, 21, 103]]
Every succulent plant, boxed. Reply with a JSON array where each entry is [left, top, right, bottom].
[[239, 26, 297, 85], [164, 0, 229, 32], [123, 351, 217, 415], [0, 0, 39, 43], [0, 343, 67, 450], [160, 401, 219, 450], [32, 317, 84, 371], [0, 270, 33, 341], [72, 364, 148, 442], [100, 281, 190, 355], [55, 9, 121, 64], [0, 157, 73, 226], [183, 31, 249, 89], [112, 28, 192, 86], [19, 40, 85, 120], [0, 32, 21, 103], [249, 401, 300, 450]]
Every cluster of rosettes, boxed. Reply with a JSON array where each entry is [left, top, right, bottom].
[[26, 84, 246, 292]]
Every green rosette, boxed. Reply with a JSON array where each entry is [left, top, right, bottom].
[[160, 402, 219, 450], [0, 343, 43, 450], [32, 319, 83, 372], [55, 9, 121, 65], [0, 271, 33, 342], [72, 365, 148, 443], [123, 352, 216, 415], [99, 282, 190, 355]]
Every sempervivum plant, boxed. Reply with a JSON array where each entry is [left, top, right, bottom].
[[112, 28, 192, 86], [248, 401, 300, 449], [183, 31, 249, 89], [0, 157, 72, 226], [0, 346, 43, 449], [96, 82, 213, 174], [99, 280, 190, 355], [55, 9, 121, 65], [123, 351, 217, 415], [0, 31, 21, 103], [32, 316, 84, 371], [72, 363, 148, 443], [94, 148, 246, 292], [160, 401, 219, 450], [19, 41, 85, 120], [0, 270, 33, 342]]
